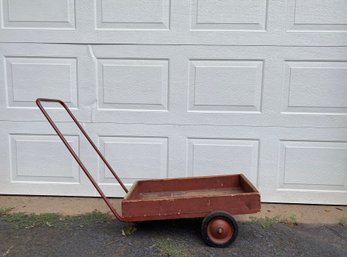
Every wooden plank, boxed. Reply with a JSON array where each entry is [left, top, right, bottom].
[[122, 193, 260, 222], [138, 187, 243, 200]]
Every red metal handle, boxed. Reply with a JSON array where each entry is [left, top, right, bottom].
[[36, 98, 126, 221]]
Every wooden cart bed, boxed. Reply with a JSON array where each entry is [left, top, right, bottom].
[[122, 174, 261, 222]]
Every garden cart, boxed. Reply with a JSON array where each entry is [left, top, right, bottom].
[[36, 98, 261, 247]]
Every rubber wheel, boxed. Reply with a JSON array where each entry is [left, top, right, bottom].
[[201, 211, 238, 248]]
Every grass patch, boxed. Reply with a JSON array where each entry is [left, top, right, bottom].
[[247, 215, 299, 229], [0, 209, 113, 229], [339, 217, 347, 226], [154, 239, 192, 257], [0, 208, 13, 216], [76, 210, 113, 224], [287, 214, 298, 226], [248, 216, 281, 229], [0, 212, 62, 229], [121, 224, 137, 236]]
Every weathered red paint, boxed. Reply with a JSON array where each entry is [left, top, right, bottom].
[[208, 218, 233, 244], [122, 174, 260, 222]]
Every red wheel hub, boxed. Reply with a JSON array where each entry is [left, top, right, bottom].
[[207, 218, 233, 244]]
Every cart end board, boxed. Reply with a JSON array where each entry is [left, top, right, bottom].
[[121, 174, 260, 222]]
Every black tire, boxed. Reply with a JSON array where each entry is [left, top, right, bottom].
[[201, 211, 238, 248]]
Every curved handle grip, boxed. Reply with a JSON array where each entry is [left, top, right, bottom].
[[36, 98, 126, 221]]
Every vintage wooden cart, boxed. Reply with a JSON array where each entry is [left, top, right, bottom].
[[36, 98, 261, 247]]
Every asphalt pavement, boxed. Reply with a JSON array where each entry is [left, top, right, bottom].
[[1, 217, 346, 257]]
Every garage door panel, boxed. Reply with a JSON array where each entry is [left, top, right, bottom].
[[84, 123, 263, 197], [5, 57, 78, 108], [287, 0, 347, 31], [10, 134, 80, 183], [0, 0, 82, 42], [1, 44, 345, 126], [1, 1, 346, 45], [92, 45, 347, 128], [0, 43, 94, 122], [190, 0, 268, 31], [2, 0, 75, 29], [96, 0, 170, 30], [86, 124, 347, 202], [92, 45, 178, 125], [188, 60, 263, 112], [188, 0, 347, 46], [97, 58, 169, 111], [0, 2, 346, 204], [98, 136, 168, 183], [0, 121, 97, 196], [92, 45, 268, 124], [83, 123, 173, 197], [1, 121, 346, 203], [282, 61, 347, 114], [258, 127, 347, 204], [277, 48, 347, 127], [279, 140, 347, 190], [186, 138, 259, 183]]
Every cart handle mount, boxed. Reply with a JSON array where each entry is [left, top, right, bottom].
[[36, 98, 127, 221]]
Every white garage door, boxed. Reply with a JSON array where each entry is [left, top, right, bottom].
[[0, 0, 346, 204]]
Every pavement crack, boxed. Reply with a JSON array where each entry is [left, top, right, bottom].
[[2, 245, 14, 257]]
